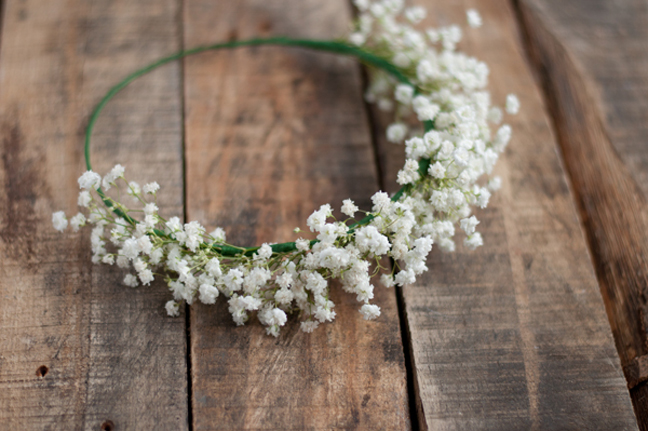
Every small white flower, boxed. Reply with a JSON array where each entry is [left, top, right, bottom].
[[121, 238, 140, 260], [477, 187, 491, 208], [428, 161, 446, 179], [438, 238, 456, 252], [440, 25, 462, 51], [369, 2, 386, 17], [127, 181, 141, 196], [405, 136, 427, 160], [144, 203, 158, 215], [267, 308, 287, 327], [70, 213, 86, 232], [241, 295, 262, 311], [506, 94, 520, 115], [404, 6, 426, 24], [317, 223, 339, 244], [254, 243, 273, 261], [139, 269, 154, 285], [371, 191, 391, 213], [144, 215, 157, 228], [314, 306, 336, 323], [386, 123, 408, 143], [307, 204, 332, 232], [296, 238, 310, 252], [353, 0, 369, 10], [341, 199, 359, 218], [116, 255, 129, 268], [206, 257, 222, 277], [224, 268, 244, 292], [416, 59, 435, 83], [380, 274, 395, 288], [487, 107, 503, 124], [102, 164, 125, 190], [275, 287, 294, 305], [349, 32, 366, 46], [52, 211, 68, 232], [123, 274, 139, 288], [276, 271, 293, 289], [493, 125, 512, 152], [355, 226, 391, 256], [78, 191, 92, 208], [466, 9, 483, 28], [78, 171, 101, 190], [133, 258, 147, 273], [356, 21, 371, 42], [457, 170, 472, 187], [412, 96, 440, 121], [426, 29, 440, 44], [182, 221, 205, 252], [392, 52, 411, 68], [394, 84, 414, 105], [210, 227, 226, 243], [143, 182, 160, 194], [149, 248, 164, 265], [109, 164, 125, 179], [397, 159, 421, 185], [460, 216, 480, 235], [199, 284, 219, 304], [360, 304, 381, 320], [377, 98, 393, 112], [464, 232, 483, 250], [453, 147, 470, 168], [395, 269, 416, 286], [165, 300, 180, 317], [300, 320, 319, 333], [488, 176, 502, 191]]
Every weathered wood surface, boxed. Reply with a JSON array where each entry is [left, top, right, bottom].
[[0, 0, 645, 429], [370, 0, 638, 429], [516, 0, 648, 426], [0, 0, 189, 429], [182, 0, 410, 429]]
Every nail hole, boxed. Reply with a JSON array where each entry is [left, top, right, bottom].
[[36, 365, 48, 378], [100, 420, 114, 431], [258, 19, 272, 34]]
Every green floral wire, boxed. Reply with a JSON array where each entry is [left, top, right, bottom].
[[84, 36, 433, 257]]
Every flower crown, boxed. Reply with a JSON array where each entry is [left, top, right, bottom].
[[53, 1, 519, 337]]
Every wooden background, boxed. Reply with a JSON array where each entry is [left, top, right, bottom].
[[0, 0, 645, 429]]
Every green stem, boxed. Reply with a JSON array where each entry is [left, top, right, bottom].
[[84, 37, 425, 257]]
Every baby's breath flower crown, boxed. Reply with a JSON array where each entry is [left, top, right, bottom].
[[53, 2, 518, 337]]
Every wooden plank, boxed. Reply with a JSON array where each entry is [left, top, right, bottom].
[[368, 0, 638, 429], [0, 0, 188, 429], [515, 0, 648, 426], [182, 0, 410, 429]]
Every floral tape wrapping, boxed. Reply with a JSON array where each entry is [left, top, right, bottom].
[[53, 1, 519, 337]]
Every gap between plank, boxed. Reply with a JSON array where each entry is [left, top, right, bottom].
[[358, 65, 386, 193], [177, 0, 194, 428], [357, 49, 421, 431], [349, 0, 420, 425]]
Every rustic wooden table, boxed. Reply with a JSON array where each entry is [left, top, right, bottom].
[[1, 0, 646, 429]]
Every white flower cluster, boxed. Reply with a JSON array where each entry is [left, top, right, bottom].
[[352, 0, 518, 250], [53, 168, 434, 336], [53, 2, 517, 336]]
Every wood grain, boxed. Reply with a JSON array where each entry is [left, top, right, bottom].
[[0, 0, 188, 429], [182, 0, 410, 429], [516, 0, 648, 426], [369, 0, 638, 429]]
